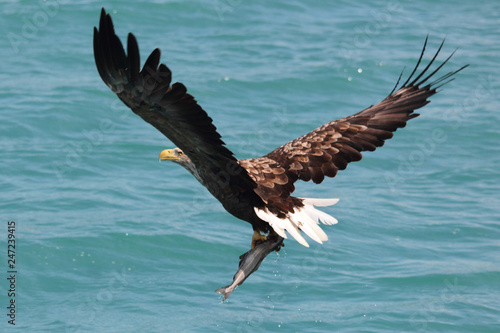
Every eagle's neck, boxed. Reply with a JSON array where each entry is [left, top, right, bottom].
[[179, 161, 203, 184]]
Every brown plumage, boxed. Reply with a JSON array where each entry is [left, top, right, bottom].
[[94, 8, 467, 246]]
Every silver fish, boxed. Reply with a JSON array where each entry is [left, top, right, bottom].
[[215, 236, 284, 300]]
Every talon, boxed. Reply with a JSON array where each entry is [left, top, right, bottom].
[[266, 230, 284, 252], [251, 230, 267, 249], [275, 241, 285, 252]]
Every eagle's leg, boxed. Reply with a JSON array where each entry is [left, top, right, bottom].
[[251, 230, 267, 249]]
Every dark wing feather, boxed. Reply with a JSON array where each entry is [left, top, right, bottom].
[[93, 9, 257, 200], [242, 37, 468, 211]]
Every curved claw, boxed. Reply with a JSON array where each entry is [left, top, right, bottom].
[[251, 230, 267, 249]]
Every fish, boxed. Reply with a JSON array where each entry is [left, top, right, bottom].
[[215, 236, 285, 301]]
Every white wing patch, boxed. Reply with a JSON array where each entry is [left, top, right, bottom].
[[254, 197, 339, 247]]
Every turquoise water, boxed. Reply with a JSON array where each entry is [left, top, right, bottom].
[[1, 0, 499, 331]]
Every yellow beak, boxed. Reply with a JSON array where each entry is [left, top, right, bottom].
[[158, 149, 179, 162]]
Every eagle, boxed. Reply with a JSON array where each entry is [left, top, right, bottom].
[[93, 8, 467, 250]]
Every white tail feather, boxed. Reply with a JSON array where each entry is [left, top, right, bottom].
[[254, 207, 287, 238], [307, 207, 339, 225], [272, 226, 287, 238], [302, 198, 339, 207], [296, 210, 328, 241], [283, 219, 309, 247], [254, 197, 338, 247], [289, 213, 323, 244]]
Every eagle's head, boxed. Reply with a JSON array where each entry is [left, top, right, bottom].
[[158, 148, 201, 182], [158, 147, 190, 164]]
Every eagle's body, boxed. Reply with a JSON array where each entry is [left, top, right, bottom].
[[94, 9, 466, 248]]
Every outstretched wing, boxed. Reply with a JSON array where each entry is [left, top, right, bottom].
[[93, 9, 256, 198], [241, 37, 468, 210]]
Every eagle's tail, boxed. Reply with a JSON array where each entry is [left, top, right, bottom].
[[254, 198, 339, 247]]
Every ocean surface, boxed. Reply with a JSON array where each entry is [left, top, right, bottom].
[[1, 0, 499, 332]]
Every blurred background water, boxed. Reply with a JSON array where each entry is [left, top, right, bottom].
[[1, 0, 499, 332]]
